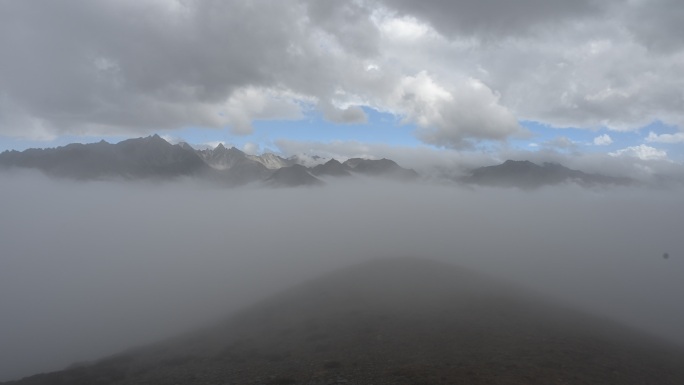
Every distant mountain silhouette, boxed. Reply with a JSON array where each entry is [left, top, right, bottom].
[[2, 138, 641, 189], [464, 160, 632, 189], [265, 164, 324, 187], [6, 258, 684, 384], [343, 158, 419, 180], [0, 135, 208, 179], [0, 137, 425, 186], [311, 159, 352, 177]]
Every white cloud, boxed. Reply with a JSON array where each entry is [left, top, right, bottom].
[[609, 144, 668, 161], [391, 73, 524, 148], [320, 103, 368, 124], [375, 13, 433, 42], [222, 87, 310, 135], [646, 131, 684, 144], [593, 134, 613, 146], [545, 136, 576, 149], [243, 142, 260, 155]]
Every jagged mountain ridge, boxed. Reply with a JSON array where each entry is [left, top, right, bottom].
[[0, 135, 209, 179], [197, 144, 294, 171], [0, 136, 633, 188], [311, 159, 352, 177], [194, 144, 273, 185], [0, 136, 420, 186]]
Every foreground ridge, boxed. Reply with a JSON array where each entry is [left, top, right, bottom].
[[6, 258, 684, 385]]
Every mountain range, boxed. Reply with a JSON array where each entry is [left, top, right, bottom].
[[4, 258, 683, 384], [0, 135, 417, 187], [0, 135, 631, 188]]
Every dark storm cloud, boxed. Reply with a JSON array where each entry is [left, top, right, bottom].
[[1, 172, 683, 381]]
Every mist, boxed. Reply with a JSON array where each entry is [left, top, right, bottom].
[[1, 172, 683, 381]]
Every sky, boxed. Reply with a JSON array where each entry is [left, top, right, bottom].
[[0, 0, 683, 171]]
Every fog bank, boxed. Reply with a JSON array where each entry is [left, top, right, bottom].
[[1, 172, 682, 381]]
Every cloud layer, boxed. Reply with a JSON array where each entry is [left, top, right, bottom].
[[1, 172, 683, 381], [1, 0, 683, 146]]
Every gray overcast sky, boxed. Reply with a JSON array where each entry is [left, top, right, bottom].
[[0, 0, 683, 169]]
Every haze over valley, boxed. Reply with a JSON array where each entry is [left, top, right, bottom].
[[1, 164, 683, 382]]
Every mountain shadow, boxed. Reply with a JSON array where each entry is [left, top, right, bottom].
[[6, 258, 684, 385]]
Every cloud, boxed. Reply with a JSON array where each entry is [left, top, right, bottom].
[[274, 138, 491, 173], [380, 0, 604, 38], [320, 103, 368, 124], [0, 0, 375, 137], [375, 13, 433, 41], [242, 142, 261, 155], [609, 144, 668, 161], [646, 131, 684, 144], [624, 0, 684, 52], [273, 138, 684, 183], [1, 0, 684, 145], [0, 0, 313, 136], [222, 87, 309, 135], [1, 172, 684, 381], [373, 1, 684, 133], [544, 136, 577, 150], [593, 134, 613, 146], [398, 74, 525, 148]]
